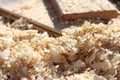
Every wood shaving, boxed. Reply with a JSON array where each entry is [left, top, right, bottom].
[[0, 18, 120, 80]]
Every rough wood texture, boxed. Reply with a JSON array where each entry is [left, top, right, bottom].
[[52, 0, 119, 21]]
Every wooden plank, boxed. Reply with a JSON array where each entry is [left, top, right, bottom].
[[0, 7, 62, 37], [51, 0, 119, 21]]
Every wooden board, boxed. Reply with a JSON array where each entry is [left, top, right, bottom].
[[51, 0, 119, 21]]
